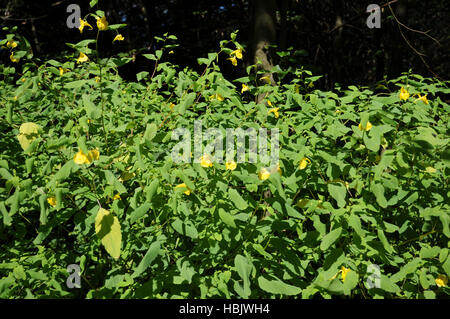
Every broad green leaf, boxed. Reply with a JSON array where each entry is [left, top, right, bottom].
[[258, 276, 301, 296], [132, 241, 160, 278], [95, 208, 122, 260], [17, 122, 40, 152], [228, 188, 248, 210], [328, 183, 346, 208], [218, 208, 236, 228], [320, 227, 342, 251]]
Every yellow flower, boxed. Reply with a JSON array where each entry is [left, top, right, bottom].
[[241, 84, 249, 93], [78, 18, 93, 33], [399, 87, 410, 101], [230, 48, 243, 59], [415, 94, 429, 104], [200, 154, 213, 168], [113, 194, 121, 201], [267, 100, 273, 107], [175, 183, 191, 195], [435, 275, 448, 287], [169, 103, 175, 110], [169, 50, 174, 54], [95, 76, 101, 83], [299, 157, 311, 170], [6, 40, 17, 49], [47, 197, 57, 207], [341, 266, 351, 282], [260, 76, 271, 84], [268, 107, 279, 118], [96, 16, 109, 31], [77, 52, 89, 64], [14, 96, 18, 101], [113, 34, 124, 42], [358, 121, 373, 131], [258, 167, 271, 181], [74, 149, 99, 165], [225, 160, 237, 171], [227, 56, 237, 66], [59, 67, 65, 76], [74, 151, 89, 164], [209, 93, 224, 101], [10, 52, 19, 63]]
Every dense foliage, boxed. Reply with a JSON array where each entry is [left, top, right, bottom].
[[0, 12, 449, 299]]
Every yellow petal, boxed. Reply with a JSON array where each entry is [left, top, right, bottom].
[[47, 197, 57, 207], [73, 151, 89, 164], [341, 266, 351, 282], [10, 52, 19, 63], [227, 57, 237, 66], [435, 275, 448, 287], [258, 167, 271, 181], [225, 161, 237, 171], [113, 34, 124, 42], [175, 183, 191, 195], [77, 52, 89, 64], [241, 84, 249, 93], [399, 87, 410, 101], [96, 16, 109, 31], [299, 157, 311, 170], [358, 121, 372, 131], [200, 154, 213, 168]]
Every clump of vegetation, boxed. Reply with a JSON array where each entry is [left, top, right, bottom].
[[0, 7, 449, 299]]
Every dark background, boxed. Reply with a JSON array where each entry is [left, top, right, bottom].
[[1, 0, 448, 88]]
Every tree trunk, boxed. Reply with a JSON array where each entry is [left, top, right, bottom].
[[251, 0, 277, 102]]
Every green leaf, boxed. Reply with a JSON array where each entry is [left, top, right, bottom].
[[234, 255, 252, 298], [130, 203, 152, 224], [320, 227, 342, 251], [132, 241, 160, 278], [342, 270, 358, 295], [258, 276, 301, 296], [228, 188, 248, 210], [218, 208, 236, 228], [171, 219, 198, 239], [95, 208, 122, 260], [328, 183, 346, 208], [371, 183, 388, 208]]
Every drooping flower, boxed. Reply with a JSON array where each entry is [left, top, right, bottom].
[[399, 87, 410, 101], [435, 275, 448, 287], [78, 18, 93, 33], [73, 149, 99, 165], [96, 16, 109, 31], [241, 84, 249, 93], [95, 76, 101, 83], [88, 149, 100, 162], [267, 100, 273, 107], [358, 121, 373, 131], [113, 194, 121, 201], [260, 76, 271, 84], [268, 107, 279, 118], [209, 93, 224, 101], [77, 52, 89, 64], [225, 160, 237, 171], [341, 266, 351, 282], [74, 151, 89, 164], [415, 94, 429, 104], [47, 197, 57, 207], [299, 157, 311, 170], [169, 103, 175, 110], [230, 48, 243, 60], [200, 154, 213, 168], [227, 56, 237, 66], [113, 34, 124, 42], [175, 183, 191, 195], [59, 67, 65, 76], [10, 52, 19, 63], [6, 40, 17, 49], [258, 167, 271, 181]]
